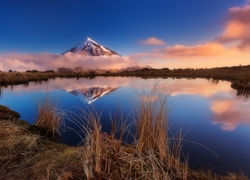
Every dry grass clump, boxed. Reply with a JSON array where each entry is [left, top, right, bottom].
[[20, 144, 85, 180], [0, 120, 86, 179], [74, 83, 188, 180], [0, 120, 38, 178], [0, 120, 37, 157], [0, 71, 53, 85], [135, 83, 171, 159], [1, 118, 248, 180], [189, 170, 249, 180], [0, 72, 29, 85], [35, 98, 64, 137], [133, 82, 187, 179], [75, 83, 249, 180]]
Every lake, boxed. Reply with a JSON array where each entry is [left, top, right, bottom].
[[0, 76, 250, 177]]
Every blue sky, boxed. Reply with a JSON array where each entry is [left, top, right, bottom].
[[0, 0, 246, 55], [0, 0, 249, 71]]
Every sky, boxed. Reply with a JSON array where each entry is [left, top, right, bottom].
[[0, 0, 250, 71]]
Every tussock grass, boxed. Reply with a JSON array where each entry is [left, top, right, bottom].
[[135, 83, 170, 160], [73, 83, 249, 179], [133, 83, 187, 179], [189, 170, 249, 180], [69, 83, 188, 179], [1, 118, 248, 179], [0, 70, 94, 86], [0, 120, 86, 179], [115, 65, 250, 82], [0, 71, 51, 85], [35, 98, 64, 137], [0, 120, 38, 178]]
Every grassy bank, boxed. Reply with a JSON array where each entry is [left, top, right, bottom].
[[0, 71, 94, 86], [0, 120, 85, 179], [0, 65, 250, 90], [123, 65, 250, 81], [112, 65, 250, 90], [1, 119, 248, 180]]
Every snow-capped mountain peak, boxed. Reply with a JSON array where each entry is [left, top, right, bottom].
[[85, 37, 97, 45], [63, 37, 121, 56]]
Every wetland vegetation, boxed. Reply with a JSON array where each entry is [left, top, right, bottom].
[[1, 65, 250, 179], [1, 65, 250, 91], [0, 100, 248, 179]]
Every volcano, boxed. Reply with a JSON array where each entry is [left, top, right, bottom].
[[63, 37, 120, 56]]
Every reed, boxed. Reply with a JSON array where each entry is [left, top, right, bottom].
[[133, 82, 188, 178], [135, 82, 170, 160], [69, 83, 188, 179], [35, 98, 64, 137]]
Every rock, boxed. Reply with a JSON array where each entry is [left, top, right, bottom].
[[0, 105, 20, 120]]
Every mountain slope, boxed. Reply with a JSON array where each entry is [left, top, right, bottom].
[[63, 37, 121, 56]]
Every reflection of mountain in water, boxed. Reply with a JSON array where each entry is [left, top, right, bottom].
[[70, 87, 119, 104]]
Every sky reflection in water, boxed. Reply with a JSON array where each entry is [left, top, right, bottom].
[[0, 77, 250, 176]]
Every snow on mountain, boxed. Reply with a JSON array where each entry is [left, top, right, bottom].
[[70, 86, 119, 104], [63, 37, 121, 56]]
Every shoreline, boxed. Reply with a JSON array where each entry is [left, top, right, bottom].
[[1, 65, 250, 91], [0, 105, 249, 179]]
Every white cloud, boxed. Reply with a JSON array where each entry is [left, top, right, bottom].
[[0, 52, 136, 72]]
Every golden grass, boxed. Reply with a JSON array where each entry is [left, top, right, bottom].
[[0, 120, 86, 179], [73, 83, 249, 179], [189, 170, 249, 180], [135, 83, 170, 159], [69, 83, 188, 179], [134, 83, 188, 179], [1, 119, 248, 179], [115, 65, 250, 81], [0, 120, 38, 178], [35, 98, 64, 137]]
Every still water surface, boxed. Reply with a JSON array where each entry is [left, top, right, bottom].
[[1, 77, 250, 176]]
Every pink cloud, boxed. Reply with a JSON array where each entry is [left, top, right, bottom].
[[0, 53, 136, 72], [210, 96, 250, 131], [129, 41, 249, 69], [216, 5, 250, 50], [129, 5, 250, 68], [138, 5, 250, 58], [140, 37, 165, 45], [151, 42, 233, 57]]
